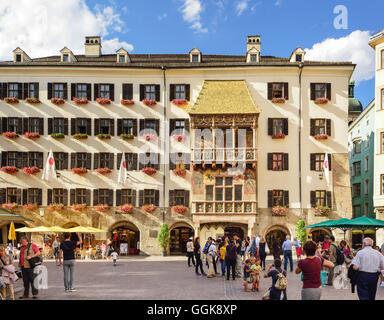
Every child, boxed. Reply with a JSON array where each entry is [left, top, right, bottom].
[[111, 250, 118, 266], [243, 259, 252, 292], [251, 258, 262, 291]]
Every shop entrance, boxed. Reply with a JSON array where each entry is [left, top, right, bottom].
[[265, 226, 290, 256], [309, 228, 332, 243], [170, 226, 194, 255], [224, 226, 245, 240], [110, 222, 140, 255]]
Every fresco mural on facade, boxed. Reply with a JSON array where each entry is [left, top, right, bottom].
[[244, 169, 256, 194]]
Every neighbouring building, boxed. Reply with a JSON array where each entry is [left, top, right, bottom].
[[369, 30, 384, 246], [0, 35, 354, 255], [348, 99, 375, 245]]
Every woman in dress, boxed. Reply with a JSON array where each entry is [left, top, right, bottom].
[[259, 237, 267, 271]]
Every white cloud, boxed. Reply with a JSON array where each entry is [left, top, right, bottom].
[[181, 0, 208, 33], [235, 1, 249, 16], [0, 0, 133, 61], [305, 30, 375, 84], [157, 13, 167, 21], [274, 0, 282, 7], [250, 2, 262, 13]]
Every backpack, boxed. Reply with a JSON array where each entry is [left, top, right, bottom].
[[274, 271, 287, 290], [202, 242, 209, 255], [332, 244, 345, 265]]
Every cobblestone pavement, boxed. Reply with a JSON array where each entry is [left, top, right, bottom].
[[11, 257, 384, 300]]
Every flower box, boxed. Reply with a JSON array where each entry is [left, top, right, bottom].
[[2, 132, 19, 139], [47, 203, 64, 211], [24, 132, 40, 139], [272, 133, 286, 139], [72, 168, 88, 175], [4, 97, 19, 104], [2, 203, 18, 210], [272, 97, 286, 104], [315, 205, 330, 216], [314, 134, 329, 140], [94, 204, 109, 212], [142, 99, 157, 107], [142, 204, 156, 213], [172, 169, 186, 177], [73, 97, 88, 105], [51, 98, 65, 105], [120, 134, 134, 140], [22, 166, 40, 175], [143, 134, 156, 141], [73, 133, 88, 139], [121, 99, 135, 106], [71, 203, 87, 211], [172, 99, 188, 106], [25, 97, 41, 104], [271, 206, 288, 216], [97, 133, 111, 140], [51, 133, 65, 139], [94, 168, 112, 175], [172, 135, 183, 142], [118, 204, 134, 213], [96, 98, 111, 105], [141, 167, 157, 176], [172, 205, 187, 214], [314, 98, 329, 105], [23, 203, 39, 210], [1, 166, 19, 174]]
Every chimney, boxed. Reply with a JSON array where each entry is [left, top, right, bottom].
[[247, 35, 261, 53], [349, 80, 355, 98], [85, 36, 102, 57]]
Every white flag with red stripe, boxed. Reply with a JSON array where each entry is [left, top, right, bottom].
[[118, 153, 127, 185], [323, 153, 330, 185], [42, 150, 56, 181]]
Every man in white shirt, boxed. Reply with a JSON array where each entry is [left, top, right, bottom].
[[206, 237, 217, 278], [352, 237, 384, 300], [282, 235, 293, 272], [186, 237, 195, 267]]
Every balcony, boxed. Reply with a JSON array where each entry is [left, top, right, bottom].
[[191, 148, 257, 163], [192, 201, 257, 214]]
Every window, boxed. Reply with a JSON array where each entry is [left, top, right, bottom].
[[99, 153, 111, 168], [53, 189, 64, 203], [271, 83, 284, 98], [140, 119, 159, 135], [53, 118, 65, 134], [76, 84, 87, 99], [7, 188, 18, 203], [352, 161, 361, 176], [353, 141, 361, 154], [16, 54, 21, 62], [191, 54, 199, 62], [75, 189, 87, 204], [139, 152, 159, 170], [27, 188, 39, 203], [365, 156, 369, 172], [381, 174, 384, 195], [76, 153, 88, 168], [311, 190, 331, 208], [145, 85, 156, 100], [353, 205, 361, 218], [250, 54, 257, 62], [118, 153, 137, 171], [272, 190, 284, 206], [312, 154, 325, 171], [76, 119, 87, 134], [121, 189, 134, 204], [352, 183, 361, 198], [28, 83, 39, 99], [366, 134, 370, 148], [122, 119, 134, 135], [204, 177, 242, 202], [144, 189, 156, 204], [119, 55, 125, 63], [314, 83, 326, 99], [63, 54, 69, 62], [267, 153, 288, 171], [314, 119, 326, 135], [365, 203, 369, 216], [8, 118, 21, 133], [316, 191, 327, 206], [53, 152, 67, 170], [174, 190, 187, 205], [273, 119, 284, 135], [99, 84, 110, 99], [175, 85, 185, 100], [365, 179, 369, 195], [28, 152, 41, 167], [97, 189, 110, 205], [29, 118, 40, 133], [8, 83, 19, 98], [295, 54, 302, 62], [7, 152, 18, 167], [53, 83, 65, 99], [100, 119, 113, 135]]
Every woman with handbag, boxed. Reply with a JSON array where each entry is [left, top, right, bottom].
[[340, 240, 354, 266], [0, 244, 17, 300]]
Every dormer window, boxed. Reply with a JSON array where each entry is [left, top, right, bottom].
[[192, 54, 199, 62], [295, 54, 302, 62], [119, 55, 125, 63], [189, 48, 202, 63], [16, 54, 22, 62], [250, 54, 257, 62], [63, 54, 69, 62], [289, 47, 305, 63]]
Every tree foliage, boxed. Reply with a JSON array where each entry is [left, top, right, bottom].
[[158, 224, 170, 252], [296, 220, 307, 244]]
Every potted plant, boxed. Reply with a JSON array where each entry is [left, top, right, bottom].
[[315, 205, 330, 216], [271, 97, 286, 104], [158, 224, 169, 256], [2, 132, 19, 139], [73, 133, 88, 139], [96, 97, 111, 105], [25, 97, 41, 104], [4, 97, 19, 104], [314, 98, 329, 105], [2, 203, 18, 210], [172, 205, 187, 214], [118, 204, 134, 213], [272, 133, 286, 139], [271, 205, 288, 216], [51, 98, 65, 105], [120, 134, 134, 140], [314, 134, 329, 140], [71, 203, 87, 211], [97, 133, 111, 140], [141, 167, 157, 176], [23, 203, 39, 210], [142, 134, 156, 141], [73, 97, 88, 105], [94, 168, 112, 175], [24, 132, 40, 139], [51, 133, 65, 139], [142, 204, 156, 213], [172, 99, 188, 106], [172, 168, 186, 177], [47, 203, 65, 211], [95, 204, 109, 212], [142, 99, 157, 106], [72, 168, 88, 175], [121, 99, 135, 106], [22, 166, 40, 175], [1, 166, 19, 174]]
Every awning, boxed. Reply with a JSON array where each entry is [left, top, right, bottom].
[[0, 208, 34, 222]]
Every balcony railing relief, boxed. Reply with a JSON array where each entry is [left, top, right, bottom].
[[192, 148, 257, 163], [193, 201, 257, 214]]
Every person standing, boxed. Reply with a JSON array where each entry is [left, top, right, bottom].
[[295, 241, 334, 300], [7, 243, 14, 259], [193, 237, 206, 276], [218, 238, 227, 277], [293, 237, 303, 260], [186, 237, 195, 267], [19, 236, 40, 299], [282, 235, 294, 272], [264, 259, 287, 300], [206, 238, 217, 278], [351, 237, 384, 300], [0, 244, 17, 300], [272, 239, 281, 261], [52, 237, 61, 267], [326, 235, 337, 286], [101, 242, 106, 260], [233, 234, 242, 277], [59, 232, 82, 292], [225, 239, 237, 280], [259, 237, 267, 271]]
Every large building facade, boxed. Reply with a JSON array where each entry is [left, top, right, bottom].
[[0, 36, 354, 254]]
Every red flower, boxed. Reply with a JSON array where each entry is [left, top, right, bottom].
[[272, 133, 285, 139], [121, 99, 134, 106], [1, 166, 19, 174], [72, 168, 88, 174], [96, 98, 111, 105], [24, 132, 40, 139], [141, 167, 157, 176], [73, 97, 88, 105], [2, 132, 19, 139], [142, 99, 157, 106], [22, 167, 40, 175]]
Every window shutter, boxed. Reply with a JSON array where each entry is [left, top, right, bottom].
[[169, 84, 175, 101], [33, 83, 39, 99], [310, 154, 315, 171], [122, 84, 133, 100], [108, 189, 114, 207], [326, 119, 331, 136], [326, 191, 332, 208], [310, 191, 316, 207], [185, 153, 191, 170], [0, 83, 3, 99], [23, 83, 28, 100], [93, 189, 99, 206], [110, 119, 115, 136], [63, 153, 68, 170], [71, 83, 76, 100], [132, 153, 138, 171], [116, 190, 121, 206], [86, 153, 92, 170], [86, 84, 91, 101], [64, 118, 68, 135], [0, 188, 5, 204], [185, 119, 190, 133], [284, 83, 289, 100], [2, 118, 8, 133], [133, 119, 138, 136], [267, 153, 273, 170], [86, 118, 91, 136], [22, 152, 28, 168], [117, 153, 122, 170], [17, 118, 23, 135], [37, 152, 43, 169], [326, 83, 331, 101], [170, 154, 176, 170], [185, 84, 190, 101], [185, 191, 190, 207], [268, 118, 273, 136], [39, 118, 44, 135], [63, 83, 68, 100], [94, 153, 99, 169], [17, 189, 21, 205], [37, 189, 42, 206], [139, 153, 144, 170], [310, 119, 315, 136], [109, 153, 114, 170], [23, 118, 29, 134], [139, 84, 144, 101], [22, 189, 27, 205], [85, 189, 91, 206], [267, 83, 272, 100], [267, 191, 273, 208], [47, 83, 53, 100], [70, 189, 75, 205], [17, 83, 22, 99], [139, 190, 144, 207], [155, 120, 160, 136], [71, 153, 76, 169], [71, 119, 76, 135], [63, 189, 68, 206], [110, 84, 115, 101], [283, 153, 289, 170], [1, 152, 7, 167], [169, 119, 175, 136], [117, 119, 122, 136], [48, 118, 53, 135], [310, 83, 315, 100], [155, 190, 160, 206], [283, 119, 288, 135], [328, 155, 332, 171], [155, 85, 160, 102], [283, 191, 289, 208], [132, 190, 136, 206], [94, 119, 100, 135], [139, 119, 144, 133], [169, 190, 174, 207], [94, 84, 99, 100]]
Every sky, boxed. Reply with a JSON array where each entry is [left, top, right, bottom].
[[0, 0, 383, 107]]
